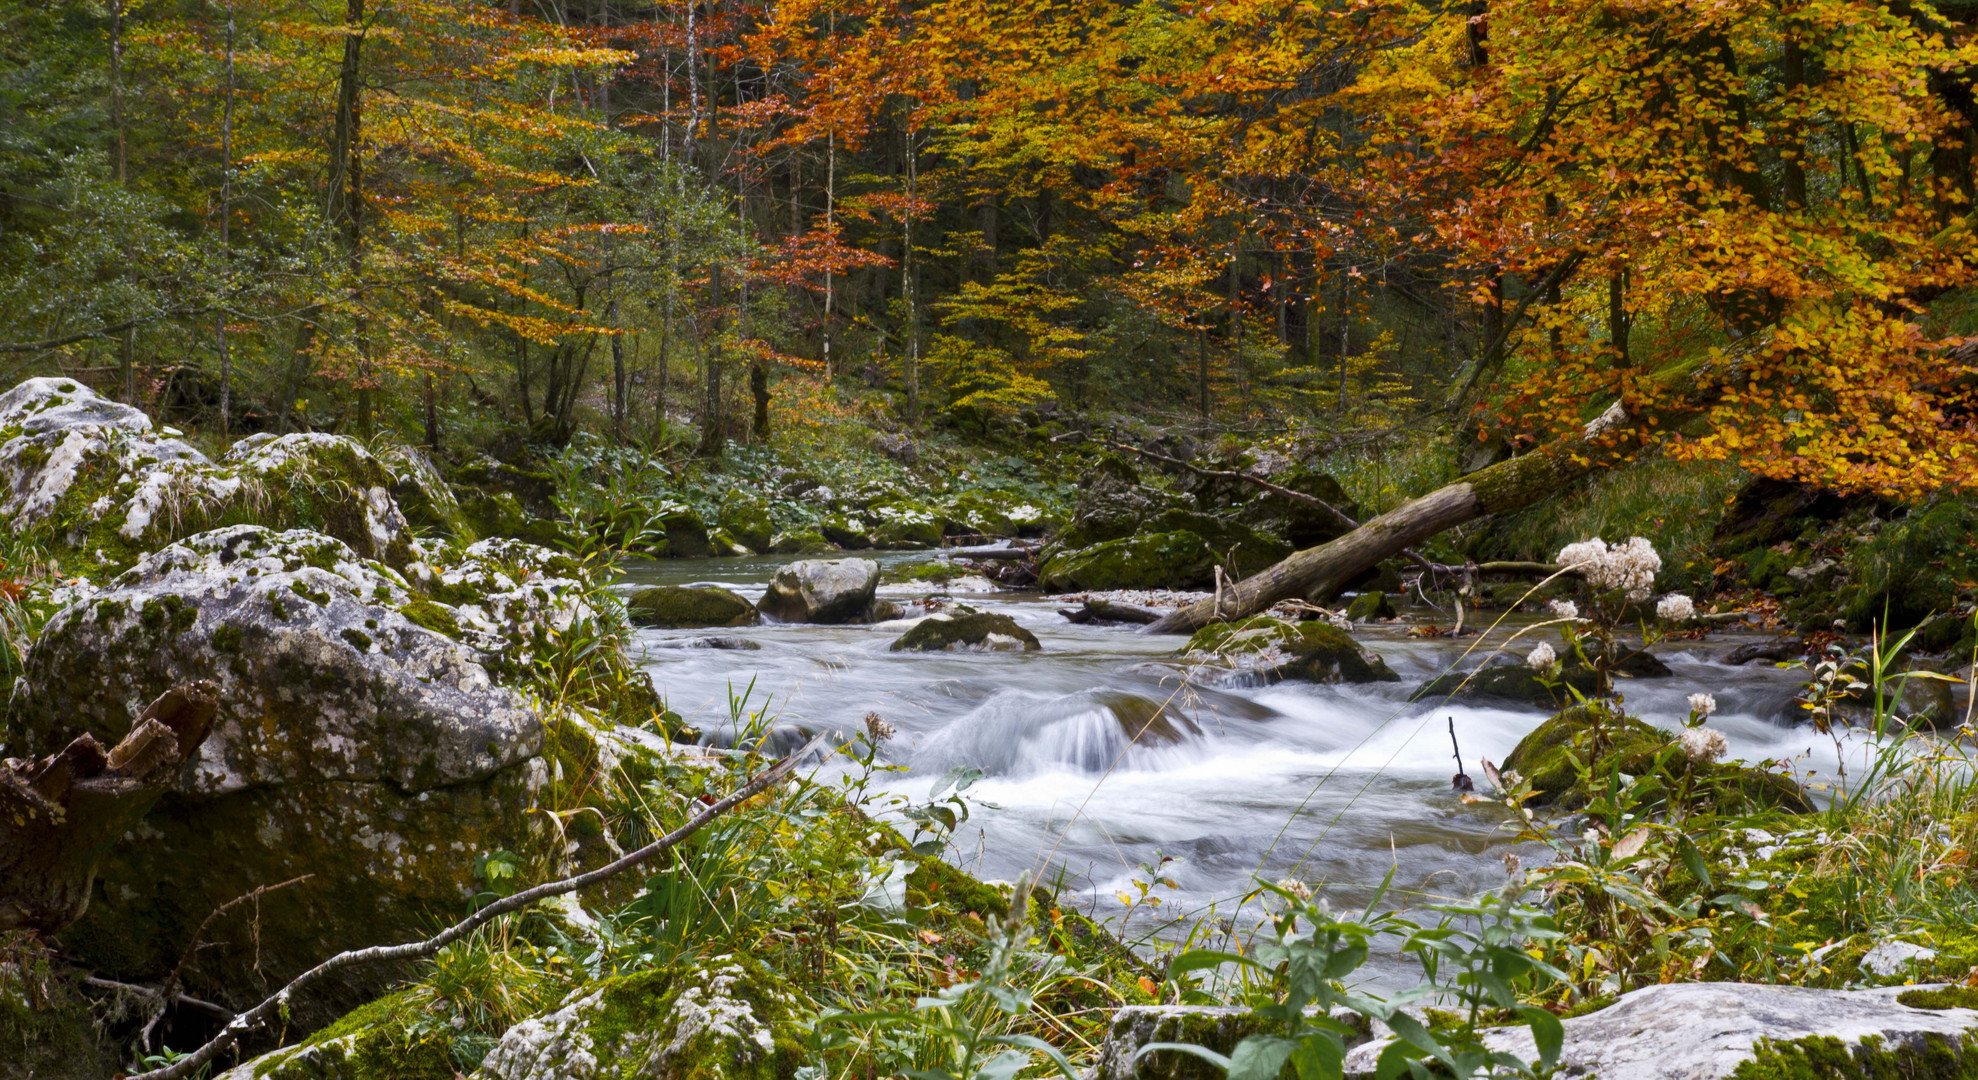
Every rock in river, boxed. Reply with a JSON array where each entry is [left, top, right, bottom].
[[1184, 616, 1399, 684], [757, 557, 880, 623], [627, 584, 761, 628], [890, 611, 1041, 652], [6, 524, 545, 1029]]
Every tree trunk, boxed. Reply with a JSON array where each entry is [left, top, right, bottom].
[[0, 682, 218, 934], [1145, 409, 1640, 634], [750, 360, 769, 442]]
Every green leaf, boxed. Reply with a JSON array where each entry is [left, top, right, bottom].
[[984, 1034, 1080, 1080], [1678, 834, 1713, 889], [1515, 1004, 1564, 1068], [1229, 1035, 1301, 1080]]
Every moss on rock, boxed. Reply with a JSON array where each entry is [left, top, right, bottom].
[[1183, 616, 1399, 684], [627, 585, 760, 629], [1038, 531, 1215, 592], [889, 612, 1041, 652], [1501, 703, 1810, 812]]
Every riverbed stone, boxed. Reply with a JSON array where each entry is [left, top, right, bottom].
[[821, 513, 874, 549], [889, 611, 1041, 652], [716, 490, 775, 553], [1500, 704, 1808, 811], [627, 585, 760, 629], [1183, 616, 1399, 684], [1038, 531, 1216, 592], [757, 558, 880, 623], [770, 528, 834, 554], [1414, 646, 1671, 708], [1345, 590, 1395, 622], [1342, 982, 1978, 1080], [867, 496, 946, 548]]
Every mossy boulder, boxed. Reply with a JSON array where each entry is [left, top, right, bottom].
[[1501, 704, 1809, 811], [375, 443, 472, 542], [214, 987, 455, 1080], [769, 529, 834, 554], [222, 433, 418, 567], [1230, 464, 1359, 549], [5, 525, 553, 1029], [941, 491, 1019, 537], [1052, 457, 1170, 551], [1148, 509, 1292, 578], [473, 956, 806, 1080], [627, 585, 759, 629], [757, 558, 880, 624], [820, 513, 874, 549], [1345, 590, 1396, 622], [1038, 531, 1215, 592], [867, 496, 946, 548], [889, 611, 1041, 652], [649, 502, 712, 558], [1182, 616, 1399, 684], [716, 491, 774, 553]]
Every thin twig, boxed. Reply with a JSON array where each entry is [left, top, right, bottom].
[[125, 736, 825, 1080], [143, 875, 314, 1051], [81, 977, 236, 1022]]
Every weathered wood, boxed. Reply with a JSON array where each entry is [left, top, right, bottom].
[[1060, 598, 1164, 625], [0, 681, 218, 934], [1145, 412, 1638, 635]]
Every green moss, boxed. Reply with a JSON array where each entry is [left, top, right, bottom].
[[1501, 704, 1811, 811], [213, 624, 245, 653], [1037, 530, 1215, 591], [398, 598, 462, 639], [626, 585, 759, 629], [290, 581, 331, 605], [1903, 989, 1978, 1011], [341, 627, 374, 651], [1183, 616, 1399, 683], [1730, 1032, 1978, 1080]]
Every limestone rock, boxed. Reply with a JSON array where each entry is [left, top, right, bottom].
[[222, 433, 416, 566], [1343, 982, 1978, 1080], [628, 585, 760, 629], [375, 443, 469, 540], [1414, 647, 1671, 708], [757, 558, 880, 624], [1500, 704, 1808, 812], [889, 612, 1041, 652]]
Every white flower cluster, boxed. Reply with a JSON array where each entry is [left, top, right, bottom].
[[1688, 692, 1718, 718], [1275, 877, 1314, 902], [1556, 536, 1662, 600], [1656, 593, 1696, 622], [1525, 642, 1557, 671], [1679, 726, 1729, 764], [1546, 599, 1580, 620]]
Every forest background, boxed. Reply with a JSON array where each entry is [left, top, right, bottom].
[[1, 0, 1976, 501]]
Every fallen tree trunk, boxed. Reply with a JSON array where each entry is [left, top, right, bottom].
[[1145, 410, 1640, 635], [0, 681, 219, 933]]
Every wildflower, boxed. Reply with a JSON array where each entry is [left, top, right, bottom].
[[1501, 852, 1522, 877], [1679, 726, 1728, 764], [863, 711, 896, 742], [1688, 693, 1718, 718], [1656, 593, 1696, 622], [1546, 599, 1580, 620], [1556, 536, 1662, 600], [1500, 769, 1523, 789], [1275, 877, 1314, 902], [1525, 642, 1557, 671]]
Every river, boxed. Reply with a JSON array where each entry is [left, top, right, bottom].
[[619, 553, 1856, 985]]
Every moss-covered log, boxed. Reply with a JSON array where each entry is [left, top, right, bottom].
[[1145, 410, 1641, 635]]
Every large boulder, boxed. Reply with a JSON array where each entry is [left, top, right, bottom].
[[890, 611, 1041, 652], [1038, 532, 1216, 592], [7, 525, 546, 1028], [1343, 982, 1978, 1080], [1229, 464, 1358, 549], [375, 443, 471, 541], [1183, 616, 1399, 684], [867, 496, 947, 548], [627, 585, 760, 629], [222, 433, 417, 566], [1500, 704, 1807, 811], [757, 558, 880, 624]]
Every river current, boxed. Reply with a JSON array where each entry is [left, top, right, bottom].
[[619, 553, 1856, 984]]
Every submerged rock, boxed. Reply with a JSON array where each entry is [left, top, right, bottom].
[[1414, 646, 1670, 708], [757, 558, 880, 623], [1343, 982, 1978, 1080], [1184, 616, 1399, 684], [627, 584, 760, 629], [889, 611, 1041, 652], [1499, 704, 1807, 811]]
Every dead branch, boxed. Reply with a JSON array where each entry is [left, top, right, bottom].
[[142, 875, 314, 1050], [125, 734, 828, 1080]]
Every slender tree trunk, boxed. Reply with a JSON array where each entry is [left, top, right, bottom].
[[608, 296, 625, 441], [110, 0, 127, 183], [217, 0, 236, 439], [423, 373, 438, 449], [750, 361, 769, 442]]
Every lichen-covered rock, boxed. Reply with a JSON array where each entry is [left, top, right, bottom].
[[889, 612, 1041, 652], [1038, 532, 1215, 592], [222, 433, 416, 566], [757, 558, 880, 624], [5, 525, 548, 1028], [213, 987, 457, 1080], [1500, 704, 1808, 811], [940, 492, 1018, 537], [1343, 982, 1978, 1080], [716, 491, 774, 553], [1182, 616, 1399, 684], [12, 525, 540, 793], [820, 513, 874, 550], [649, 502, 713, 558], [472, 957, 805, 1080], [627, 585, 759, 629]]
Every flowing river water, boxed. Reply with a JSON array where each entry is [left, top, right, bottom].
[[618, 554, 1861, 985]]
